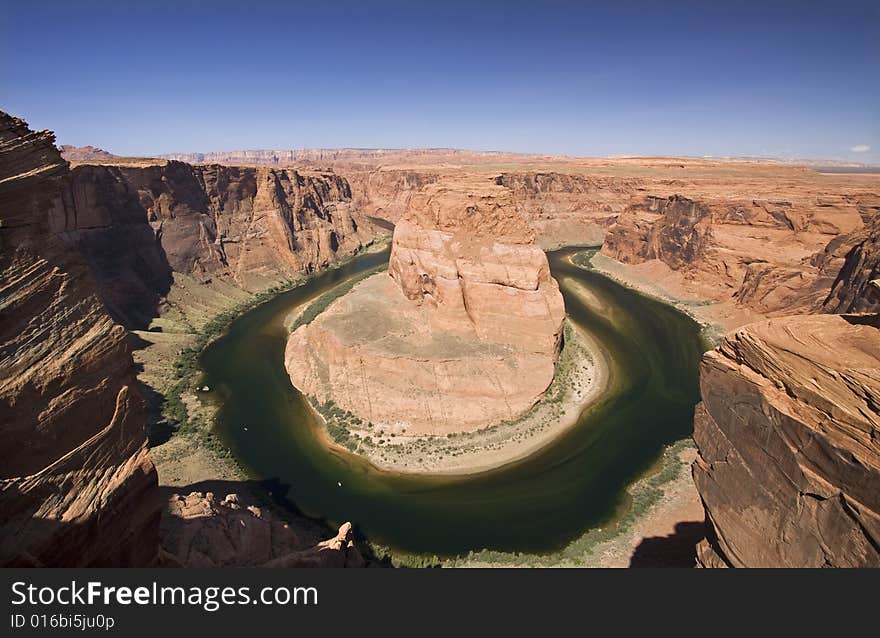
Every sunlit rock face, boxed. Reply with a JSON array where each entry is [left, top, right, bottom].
[[693, 314, 880, 568], [285, 178, 565, 435]]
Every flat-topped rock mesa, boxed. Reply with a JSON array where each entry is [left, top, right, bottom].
[[388, 180, 564, 350], [692, 314, 880, 567], [0, 113, 161, 566], [285, 178, 566, 435], [54, 160, 378, 328]]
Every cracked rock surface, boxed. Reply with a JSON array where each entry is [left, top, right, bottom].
[[693, 313, 880, 567]]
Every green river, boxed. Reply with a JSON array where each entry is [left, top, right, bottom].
[[198, 246, 706, 557]]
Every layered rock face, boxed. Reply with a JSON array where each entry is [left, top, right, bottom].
[[0, 113, 161, 566], [602, 194, 865, 319], [286, 179, 565, 434], [346, 169, 441, 224], [820, 216, 880, 314], [54, 161, 373, 328], [692, 315, 880, 567], [495, 172, 638, 247]]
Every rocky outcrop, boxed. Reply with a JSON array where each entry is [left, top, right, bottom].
[[162, 491, 364, 568], [602, 195, 715, 269], [820, 216, 880, 314], [346, 169, 441, 223], [495, 172, 639, 247], [59, 145, 117, 162], [601, 194, 865, 320], [692, 314, 880, 567], [0, 112, 161, 567], [285, 178, 565, 435], [54, 161, 375, 328]]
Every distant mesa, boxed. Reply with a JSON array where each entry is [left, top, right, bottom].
[[59, 144, 118, 162]]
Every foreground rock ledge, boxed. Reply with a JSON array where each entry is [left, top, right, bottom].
[[693, 313, 880, 567], [285, 178, 565, 435]]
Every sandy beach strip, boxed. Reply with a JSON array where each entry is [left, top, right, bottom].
[[305, 318, 611, 475]]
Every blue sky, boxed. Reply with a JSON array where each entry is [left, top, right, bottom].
[[2, 0, 878, 162]]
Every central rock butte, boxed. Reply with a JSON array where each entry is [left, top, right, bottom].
[[284, 177, 566, 435]]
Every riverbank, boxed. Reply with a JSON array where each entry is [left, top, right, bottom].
[[297, 318, 610, 475], [372, 438, 703, 567], [137, 237, 392, 490], [172, 243, 707, 563], [587, 250, 753, 342]]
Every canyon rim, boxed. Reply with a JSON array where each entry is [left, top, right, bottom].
[[1, 112, 879, 568]]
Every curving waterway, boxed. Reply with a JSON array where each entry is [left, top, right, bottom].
[[199, 246, 707, 556]]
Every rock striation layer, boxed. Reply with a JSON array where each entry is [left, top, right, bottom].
[[285, 178, 565, 435], [0, 112, 161, 567], [601, 193, 866, 322], [820, 216, 880, 314], [56, 161, 375, 328], [692, 314, 880, 567]]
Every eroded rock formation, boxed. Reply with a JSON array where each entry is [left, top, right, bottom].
[[56, 161, 375, 328], [1, 112, 379, 567], [495, 172, 638, 247], [59, 144, 117, 162], [601, 193, 865, 321], [692, 314, 880, 567], [820, 216, 880, 314], [0, 113, 161, 567], [162, 491, 364, 568], [285, 178, 565, 434]]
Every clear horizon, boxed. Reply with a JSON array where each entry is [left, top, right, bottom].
[[2, 0, 878, 163]]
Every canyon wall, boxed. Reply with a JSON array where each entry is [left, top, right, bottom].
[[286, 178, 565, 434], [495, 172, 639, 247], [2, 113, 379, 567], [0, 113, 161, 567], [601, 193, 868, 321], [692, 314, 880, 567], [819, 216, 880, 314], [602, 191, 880, 566], [55, 161, 375, 329]]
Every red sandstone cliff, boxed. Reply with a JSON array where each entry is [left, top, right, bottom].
[[1, 113, 377, 567], [55, 160, 377, 328], [601, 192, 880, 567], [601, 193, 867, 318], [692, 315, 880, 567], [0, 113, 161, 567]]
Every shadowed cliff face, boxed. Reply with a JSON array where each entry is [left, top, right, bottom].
[[54, 161, 372, 329], [603, 195, 715, 269], [820, 217, 880, 314], [1, 112, 381, 568], [692, 315, 880, 567], [0, 113, 161, 567]]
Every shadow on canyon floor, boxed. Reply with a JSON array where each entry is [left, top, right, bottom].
[[628, 521, 705, 568]]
